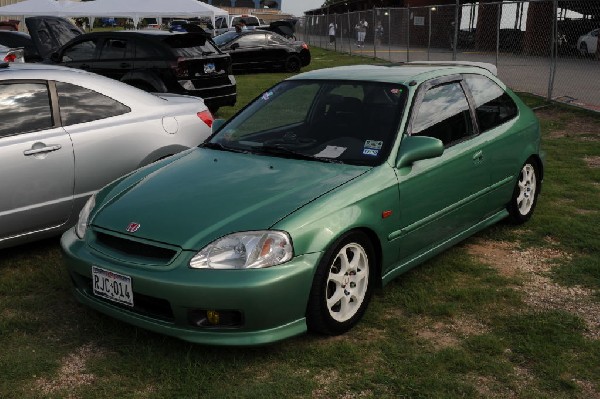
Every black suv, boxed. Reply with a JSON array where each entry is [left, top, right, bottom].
[[26, 17, 236, 111]]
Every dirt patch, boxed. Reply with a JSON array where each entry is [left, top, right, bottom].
[[34, 343, 104, 397], [312, 369, 340, 399], [413, 315, 490, 350], [466, 239, 600, 340], [538, 109, 600, 141], [585, 156, 600, 169]]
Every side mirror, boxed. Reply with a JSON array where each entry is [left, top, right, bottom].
[[230, 42, 240, 51], [396, 135, 444, 168], [50, 52, 61, 63], [212, 118, 226, 133]]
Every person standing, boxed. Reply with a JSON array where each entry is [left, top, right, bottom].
[[328, 22, 337, 46], [355, 19, 368, 47], [375, 21, 384, 47]]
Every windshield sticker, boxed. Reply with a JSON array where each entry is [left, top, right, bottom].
[[315, 146, 347, 158], [363, 148, 379, 156], [391, 88, 401, 94], [364, 140, 383, 150], [261, 91, 274, 101]]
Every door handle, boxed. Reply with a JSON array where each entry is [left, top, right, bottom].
[[472, 150, 484, 164], [23, 144, 62, 156], [120, 62, 131, 68]]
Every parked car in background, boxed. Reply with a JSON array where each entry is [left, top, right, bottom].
[[0, 31, 41, 62], [213, 14, 261, 36], [25, 16, 236, 112], [0, 44, 24, 63], [61, 62, 543, 346], [213, 30, 310, 73], [0, 62, 214, 249], [577, 28, 599, 55], [0, 20, 19, 31]]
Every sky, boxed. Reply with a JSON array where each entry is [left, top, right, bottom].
[[281, 0, 324, 17]]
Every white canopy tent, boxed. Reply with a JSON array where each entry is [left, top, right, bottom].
[[0, 0, 228, 28]]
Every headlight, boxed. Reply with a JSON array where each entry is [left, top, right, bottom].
[[75, 194, 96, 239], [189, 231, 293, 269]]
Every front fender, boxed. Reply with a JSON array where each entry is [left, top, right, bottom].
[[273, 165, 400, 274]]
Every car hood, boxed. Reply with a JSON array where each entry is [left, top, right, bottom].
[[25, 16, 83, 60], [92, 148, 369, 250]]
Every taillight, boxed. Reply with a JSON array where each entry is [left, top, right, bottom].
[[197, 110, 214, 128], [301, 43, 309, 50], [170, 57, 188, 78], [3, 53, 17, 63]]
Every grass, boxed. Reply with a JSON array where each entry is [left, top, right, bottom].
[[1, 47, 599, 398]]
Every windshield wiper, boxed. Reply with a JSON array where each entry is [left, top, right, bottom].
[[202, 51, 215, 55], [250, 145, 342, 163], [200, 142, 248, 154]]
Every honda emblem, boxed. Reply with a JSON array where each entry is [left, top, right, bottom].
[[126, 222, 141, 233]]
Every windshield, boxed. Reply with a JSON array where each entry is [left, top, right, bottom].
[[209, 80, 407, 166]]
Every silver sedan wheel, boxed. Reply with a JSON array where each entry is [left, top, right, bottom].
[[517, 164, 537, 216], [326, 242, 370, 322]]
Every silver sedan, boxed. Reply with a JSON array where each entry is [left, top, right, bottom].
[[0, 62, 214, 249]]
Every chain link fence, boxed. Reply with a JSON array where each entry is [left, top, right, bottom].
[[298, 0, 600, 111]]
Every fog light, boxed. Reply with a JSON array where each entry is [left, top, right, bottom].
[[207, 310, 220, 325], [188, 309, 243, 328]]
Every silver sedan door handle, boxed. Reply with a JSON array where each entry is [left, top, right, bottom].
[[23, 144, 62, 156]]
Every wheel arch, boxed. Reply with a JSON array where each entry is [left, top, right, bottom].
[[121, 71, 168, 92]]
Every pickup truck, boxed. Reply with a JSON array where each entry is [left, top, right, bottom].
[[213, 14, 261, 36]]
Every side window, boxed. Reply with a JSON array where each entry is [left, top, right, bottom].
[[56, 82, 130, 125], [99, 38, 131, 59], [135, 41, 160, 59], [0, 82, 53, 137], [411, 82, 473, 146], [464, 74, 518, 133], [236, 34, 266, 48], [62, 39, 96, 62]]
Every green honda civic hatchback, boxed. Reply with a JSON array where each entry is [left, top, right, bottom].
[[61, 62, 544, 345]]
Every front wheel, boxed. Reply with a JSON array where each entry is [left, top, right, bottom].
[[507, 160, 540, 224], [306, 232, 374, 335]]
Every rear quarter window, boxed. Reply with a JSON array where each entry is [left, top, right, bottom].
[[464, 74, 518, 133], [56, 82, 130, 125]]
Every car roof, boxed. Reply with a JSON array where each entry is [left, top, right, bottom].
[[290, 62, 498, 85], [0, 62, 165, 104]]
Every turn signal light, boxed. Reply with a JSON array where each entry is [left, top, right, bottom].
[[197, 110, 214, 128]]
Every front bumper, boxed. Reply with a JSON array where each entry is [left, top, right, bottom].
[[61, 228, 320, 346]]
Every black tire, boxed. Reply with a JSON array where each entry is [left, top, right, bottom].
[[580, 42, 589, 56], [507, 159, 540, 224], [284, 55, 301, 73], [306, 231, 375, 335]]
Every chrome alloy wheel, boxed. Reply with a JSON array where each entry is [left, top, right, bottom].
[[325, 243, 370, 322], [517, 164, 537, 215]]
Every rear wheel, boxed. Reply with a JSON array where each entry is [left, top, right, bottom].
[[507, 160, 540, 224], [580, 42, 589, 55], [284, 55, 301, 73], [306, 232, 374, 335]]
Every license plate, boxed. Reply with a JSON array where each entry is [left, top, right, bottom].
[[92, 266, 134, 307], [204, 62, 216, 74]]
